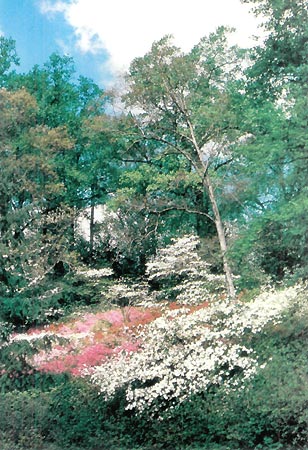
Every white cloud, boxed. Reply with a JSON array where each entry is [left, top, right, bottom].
[[40, 0, 263, 76], [39, 0, 68, 15]]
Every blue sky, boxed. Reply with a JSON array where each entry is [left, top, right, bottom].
[[0, 0, 110, 87], [0, 0, 263, 89]]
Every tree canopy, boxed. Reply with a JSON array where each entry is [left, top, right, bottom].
[[0, 6, 307, 448], [0, 6, 307, 312]]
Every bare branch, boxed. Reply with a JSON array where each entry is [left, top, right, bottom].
[[148, 206, 214, 222]]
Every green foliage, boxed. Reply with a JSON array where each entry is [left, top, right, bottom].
[[0, 270, 114, 329], [244, 0, 308, 96], [30, 379, 146, 449], [231, 190, 308, 288], [0, 49, 123, 324], [0, 293, 62, 327], [199, 322, 308, 449], [0, 337, 69, 393], [0, 4, 307, 447], [234, 0, 308, 285], [57, 271, 114, 310], [0, 390, 50, 449], [0, 36, 19, 85]]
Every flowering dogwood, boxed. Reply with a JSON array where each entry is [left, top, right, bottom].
[[146, 234, 226, 304], [90, 284, 300, 414], [77, 267, 114, 278], [106, 280, 151, 306], [146, 235, 204, 281]]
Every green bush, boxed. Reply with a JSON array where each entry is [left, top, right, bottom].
[[0, 390, 50, 448], [0, 293, 62, 327], [46, 379, 142, 449], [0, 273, 113, 329], [57, 273, 113, 311], [0, 334, 70, 393]]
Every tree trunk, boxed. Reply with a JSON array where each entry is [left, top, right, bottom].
[[186, 117, 236, 299], [205, 174, 236, 299], [89, 203, 95, 257]]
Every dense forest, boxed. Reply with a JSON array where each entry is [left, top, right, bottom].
[[0, 0, 307, 448]]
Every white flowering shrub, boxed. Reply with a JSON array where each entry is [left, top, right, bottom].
[[106, 280, 153, 307], [146, 234, 225, 303], [175, 272, 225, 305], [90, 284, 300, 415], [146, 235, 203, 281], [76, 267, 114, 279]]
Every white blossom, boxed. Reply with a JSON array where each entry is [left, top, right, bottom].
[[146, 235, 204, 281], [146, 234, 226, 304], [106, 280, 153, 305], [90, 284, 301, 415], [77, 267, 114, 278]]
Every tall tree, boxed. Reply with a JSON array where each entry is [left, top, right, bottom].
[[0, 36, 19, 86], [243, 0, 308, 94], [19, 54, 117, 249], [79, 113, 123, 259], [236, 0, 308, 282], [122, 28, 248, 297], [0, 86, 77, 297]]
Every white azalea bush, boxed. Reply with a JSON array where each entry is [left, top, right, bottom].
[[90, 284, 301, 416]]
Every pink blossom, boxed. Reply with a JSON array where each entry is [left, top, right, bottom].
[[16, 306, 163, 376]]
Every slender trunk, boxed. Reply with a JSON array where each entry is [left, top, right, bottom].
[[89, 203, 95, 257], [205, 174, 236, 299], [186, 116, 236, 299]]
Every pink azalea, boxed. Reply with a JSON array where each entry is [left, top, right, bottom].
[[17, 306, 163, 376]]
